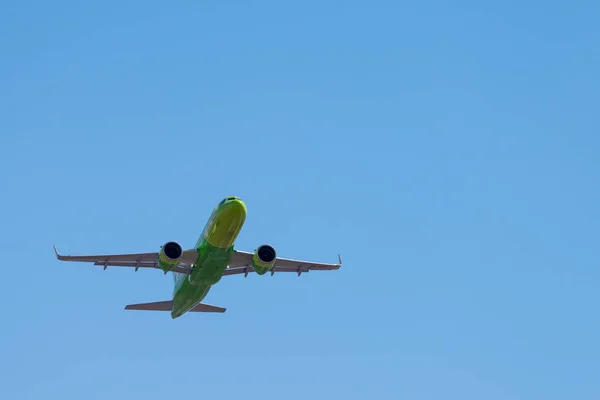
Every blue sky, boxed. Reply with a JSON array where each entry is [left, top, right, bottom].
[[1, 1, 599, 398]]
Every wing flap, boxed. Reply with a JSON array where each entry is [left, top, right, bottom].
[[55, 250, 160, 263], [92, 261, 192, 274], [223, 266, 311, 276], [54, 246, 198, 271], [226, 250, 342, 276]]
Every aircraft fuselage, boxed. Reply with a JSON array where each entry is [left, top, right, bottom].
[[170, 197, 247, 319]]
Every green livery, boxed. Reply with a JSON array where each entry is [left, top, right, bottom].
[[170, 197, 245, 318], [54, 196, 342, 319]]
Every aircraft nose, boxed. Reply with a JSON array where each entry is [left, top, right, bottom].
[[226, 198, 247, 215]]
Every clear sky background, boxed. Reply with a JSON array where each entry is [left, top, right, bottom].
[[1, 1, 599, 399]]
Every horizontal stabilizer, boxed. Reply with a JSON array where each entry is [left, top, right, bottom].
[[125, 300, 173, 311], [124, 300, 226, 313]]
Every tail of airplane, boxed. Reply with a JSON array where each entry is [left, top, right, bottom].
[[125, 300, 226, 313]]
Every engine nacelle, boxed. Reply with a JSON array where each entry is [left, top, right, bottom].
[[252, 244, 277, 275], [158, 241, 183, 273]]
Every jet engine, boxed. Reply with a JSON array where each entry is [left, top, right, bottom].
[[252, 244, 277, 275], [158, 241, 183, 273]]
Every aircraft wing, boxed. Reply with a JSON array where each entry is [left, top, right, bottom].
[[53, 246, 196, 275], [225, 250, 342, 277]]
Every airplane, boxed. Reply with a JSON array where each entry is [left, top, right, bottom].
[[54, 196, 342, 319]]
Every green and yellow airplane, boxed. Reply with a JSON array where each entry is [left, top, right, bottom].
[[54, 196, 342, 318]]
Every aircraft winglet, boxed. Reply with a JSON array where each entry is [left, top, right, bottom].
[[53, 245, 69, 261], [338, 254, 343, 265]]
